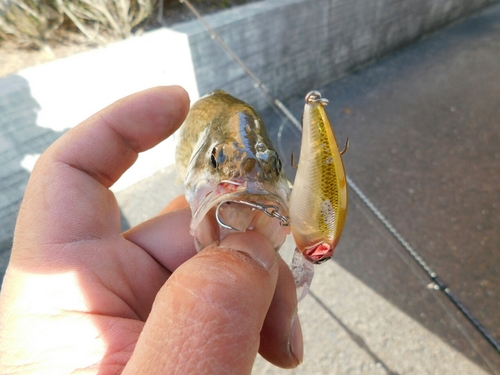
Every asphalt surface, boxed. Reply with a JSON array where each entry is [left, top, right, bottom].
[[1, 3, 499, 374], [258, 5, 500, 372]]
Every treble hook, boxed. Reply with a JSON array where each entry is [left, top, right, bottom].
[[340, 137, 349, 155], [215, 200, 291, 231]]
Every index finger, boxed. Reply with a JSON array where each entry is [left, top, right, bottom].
[[15, 86, 190, 249]]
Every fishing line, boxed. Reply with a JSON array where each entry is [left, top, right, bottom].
[[348, 179, 500, 352], [349, 181, 500, 374], [179, 0, 500, 363], [275, 117, 290, 161]]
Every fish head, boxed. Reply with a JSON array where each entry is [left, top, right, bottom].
[[183, 110, 291, 252]]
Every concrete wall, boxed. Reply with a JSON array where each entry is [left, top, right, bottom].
[[174, 0, 498, 111]]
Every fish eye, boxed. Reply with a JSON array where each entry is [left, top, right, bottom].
[[210, 146, 227, 169], [210, 147, 218, 169]]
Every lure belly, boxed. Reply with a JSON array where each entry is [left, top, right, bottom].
[[289, 91, 348, 264]]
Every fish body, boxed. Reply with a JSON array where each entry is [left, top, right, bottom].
[[175, 90, 291, 251], [289, 91, 348, 264]]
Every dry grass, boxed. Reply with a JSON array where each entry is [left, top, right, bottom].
[[55, 0, 153, 42], [0, 0, 154, 48], [0, 0, 63, 49]]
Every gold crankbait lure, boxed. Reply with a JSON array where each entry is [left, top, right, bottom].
[[289, 91, 348, 264]]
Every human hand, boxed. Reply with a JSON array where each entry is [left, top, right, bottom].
[[0, 86, 302, 374]]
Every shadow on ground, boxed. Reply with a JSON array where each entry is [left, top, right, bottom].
[[261, 6, 500, 372], [0, 75, 131, 286]]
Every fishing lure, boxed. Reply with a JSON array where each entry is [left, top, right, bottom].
[[289, 91, 348, 264]]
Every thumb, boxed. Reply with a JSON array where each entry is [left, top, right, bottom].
[[122, 232, 279, 375]]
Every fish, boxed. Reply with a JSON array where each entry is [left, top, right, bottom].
[[289, 91, 348, 264], [175, 90, 291, 252]]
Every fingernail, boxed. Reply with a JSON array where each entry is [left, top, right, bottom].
[[219, 232, 276, 270], [289, 312, 304, 363]]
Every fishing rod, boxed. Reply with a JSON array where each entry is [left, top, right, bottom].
[[178, 0, 500, 364]]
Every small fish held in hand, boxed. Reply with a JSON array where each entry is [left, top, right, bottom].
[[175, 89, 347, 299], [175, 90, 291, 252]]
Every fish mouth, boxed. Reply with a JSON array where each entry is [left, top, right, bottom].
[[190, 180, 290, 252]]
